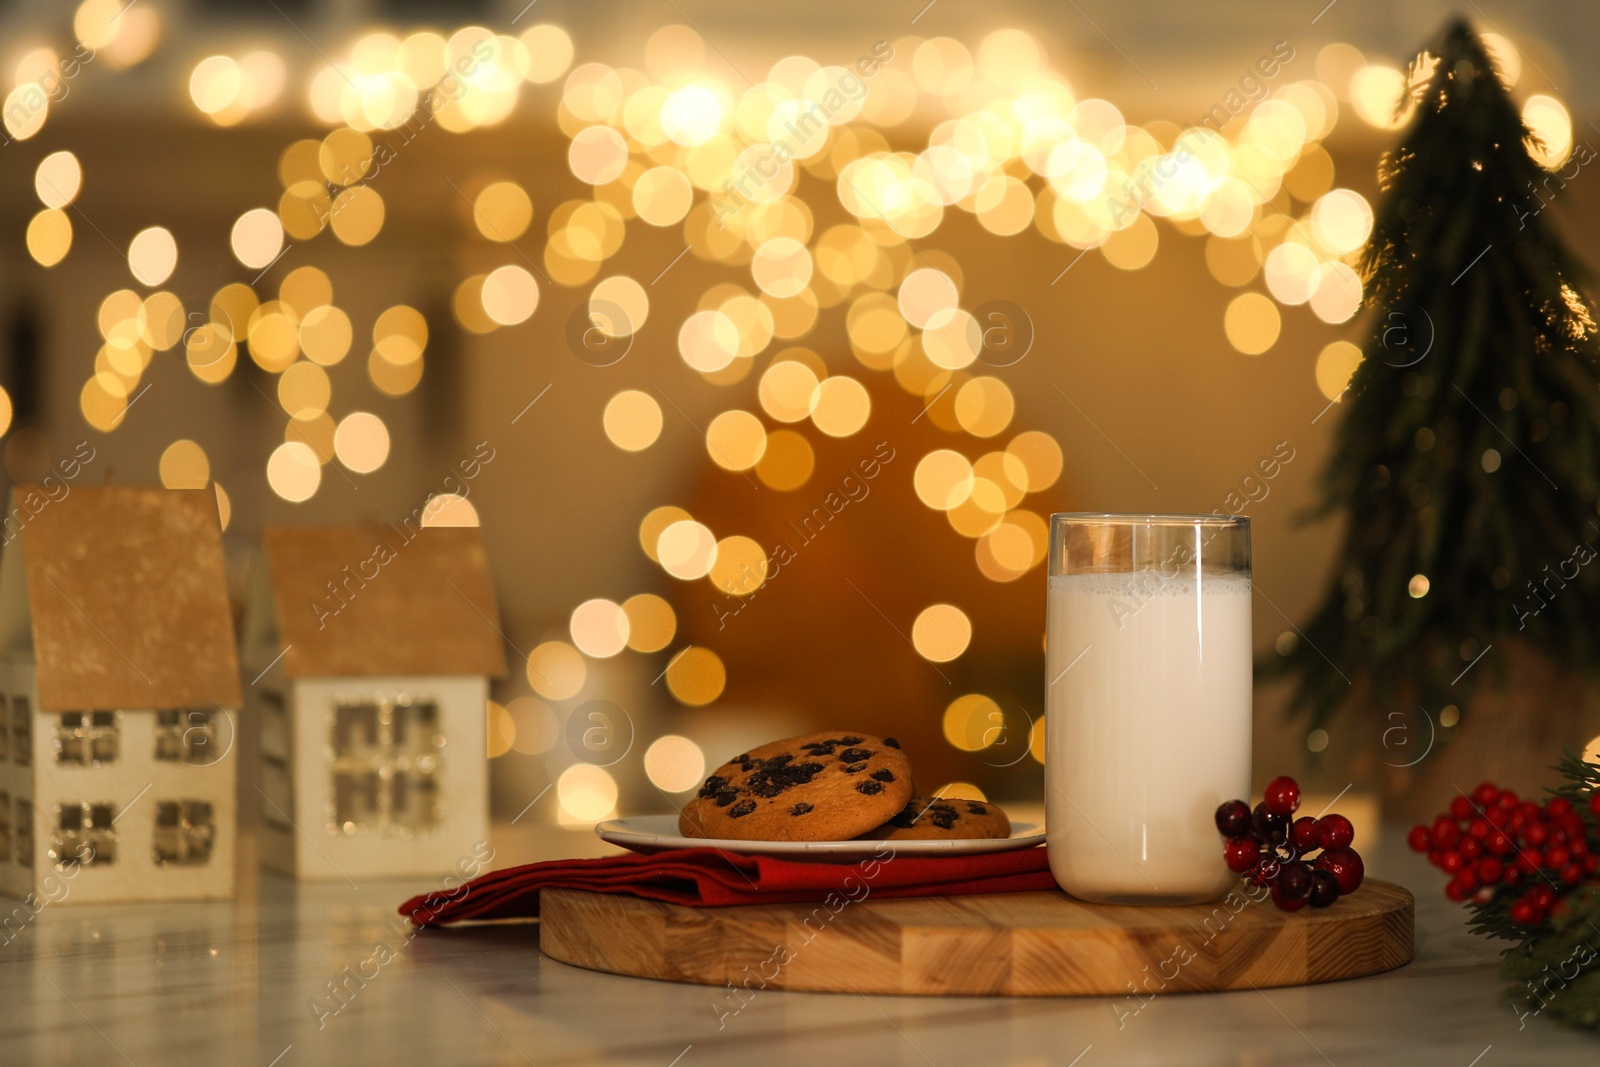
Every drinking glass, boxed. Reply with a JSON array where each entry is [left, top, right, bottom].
[[1045, 513, 1252, 905]]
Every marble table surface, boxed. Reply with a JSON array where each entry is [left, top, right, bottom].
[[0, 823, 1596, 1067]]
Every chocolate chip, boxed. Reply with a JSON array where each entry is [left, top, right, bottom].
[[789, 803, 814, 816], [887, 804, 917, 828], [967, 803, 988, 814], [697, 775, 727, 799], [745, 757, 825, 798], [728, 800, 757, 818], [929, 804, 959, 829], [733, 754, 749, 763], [843, 762, 867, 773], [838, 748, 873, 763], [883, 737, 900, 749], [871, 769, 895, 783], [715, 789, 739, 807], [856, 780, 884, 795], [800, 736, 863, 755]]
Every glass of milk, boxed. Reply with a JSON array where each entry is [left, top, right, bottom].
[[1045, 513, 1251, 905]]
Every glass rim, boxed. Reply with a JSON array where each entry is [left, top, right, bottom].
[[1049, 511, 1249, 527]]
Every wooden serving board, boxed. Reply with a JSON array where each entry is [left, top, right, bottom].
[[539, 881, 1413, 996]]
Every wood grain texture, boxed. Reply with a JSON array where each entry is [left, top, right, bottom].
[[540, 881, 1414, 995]]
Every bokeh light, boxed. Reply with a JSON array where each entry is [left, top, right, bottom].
[[333, 411, 390, 472], [127, 227, 177, 286], [912, 603, 973, 662], [570, 598, 631, 658], [558, 764, 618, 821], [1224, 292, 1281, 355], [527, 640, 587, 700], [622, 593, 677, 652], [665, 646, 727, 705], [644, 735, 706, 792], [603, 390, 663, 452]]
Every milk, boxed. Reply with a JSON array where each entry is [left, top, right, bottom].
[[1046, 571, 1252, 904]]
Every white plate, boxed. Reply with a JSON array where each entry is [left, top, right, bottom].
[[595, 814, 1045, 861]]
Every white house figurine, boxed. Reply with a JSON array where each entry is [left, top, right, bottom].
[[243, 525, 506, 881], [0, 485, 241, 905]]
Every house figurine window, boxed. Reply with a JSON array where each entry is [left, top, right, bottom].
[[53, 802, 115, 868], [329, 697, 443, 836], [15, 800, 32, 866], [11, 697, 29, 766], [154, 708, 222, 764], [153, 801, 215, 866], [56, 712, 120, 766]]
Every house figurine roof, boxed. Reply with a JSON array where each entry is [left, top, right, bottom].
[[260, 525, 509, 680], [0, 485, 243, 712]]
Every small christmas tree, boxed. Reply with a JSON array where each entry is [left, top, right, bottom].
[[1268, 19, 1600, 728]]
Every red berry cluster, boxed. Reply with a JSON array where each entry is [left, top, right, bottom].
[[1407, 781, 1600, 925], [1215, 775, 1364, 912]]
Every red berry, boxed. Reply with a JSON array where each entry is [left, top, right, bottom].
[[1224, 836, 1262, 873], [1306, 869, 1341, 908], [1407, 825, 1430, 852], [1547, 845, 1571, 870], [1316, 847, 1366, 894], [1515, 850, 1542, 874], [1459, 838, 1483, 860], [1505, 868, 1523, 886], [1276, 861, 1314, 900], [1525, 822, 1548, 847], [1291, 817, 1321, 852], [1431, 816, 1460, 849], [1271, 884, 1308, 911], [1497, 790, 1520, 811], [1562, 864, 1584, 886], [1441, 851, 1465, 874], [1215, 799, 1253, 837], [1250, 857, 1283, 887], [1586, 855, 1599, 875], [1510, 900, 1537, 925], [1484, 806, 1509, 828], [1475, 858, 1503, 884], [1450, 796, 1473, 820], [1473, 782, 1499, 807], [1454, 868, 1479, 892], [1548, 797, 1573, 818], [1468, 818, 1490, 840], [1445, 880, 1469, 902], [1264, 776, 1301, 817], [1533, 886, 1556, 910], [1588, 792, 1600, 817], [1252, 802, 1289, 843], [1570, 839, 1588, 860], [1487, 832, 1513, 856], [1318, 814, 1355, 851]]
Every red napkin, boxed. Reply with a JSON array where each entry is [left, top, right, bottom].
[[399, 844, 1053, 925]]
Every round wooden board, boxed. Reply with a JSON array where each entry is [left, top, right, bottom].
[[539, 881, 1414, 996]]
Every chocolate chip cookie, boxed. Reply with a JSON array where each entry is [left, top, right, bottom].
[[859, 795, 1012, 840], [679, 732, 914, 841]]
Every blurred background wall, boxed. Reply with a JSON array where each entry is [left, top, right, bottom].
[[0, 0, 1593, 844]]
